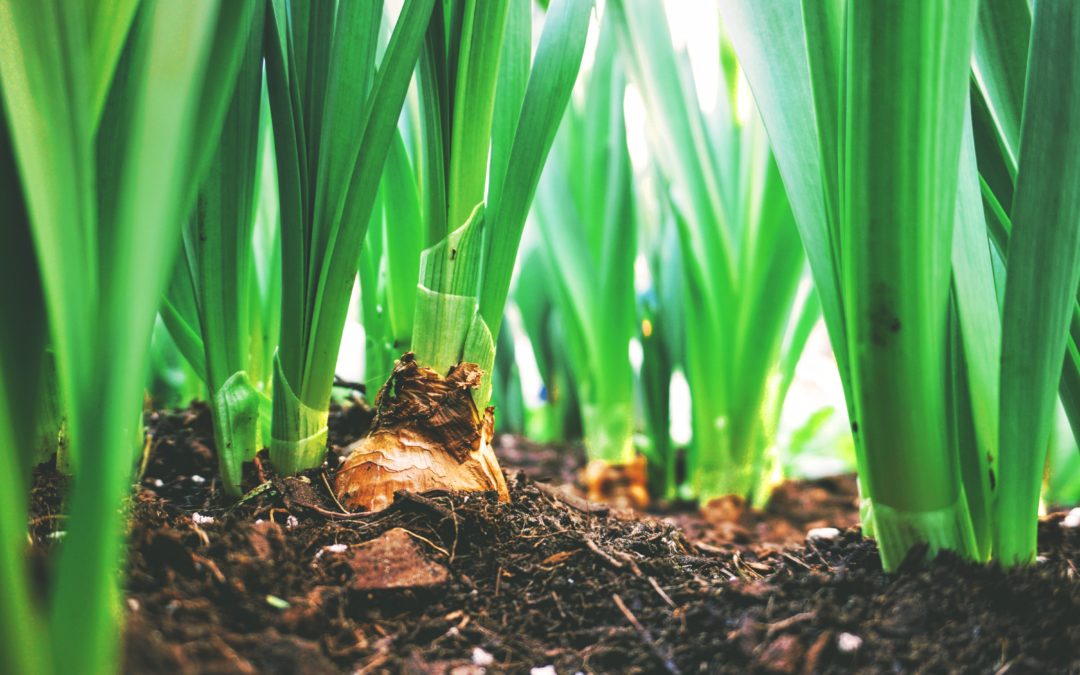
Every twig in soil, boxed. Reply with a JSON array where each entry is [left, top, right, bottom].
[[321, 471, 351, 514], [779, 550, 813, 570], [692, 540, 726, 555], [394, 490, 456, 521], [448, 499, 460, 563], [551, 591, 567, 619], [191, 553, 226, 584], [401, 528, 450, 558], [533, 481, 610, 517], [209, 634, 256, 674], [766, 611, 816, 635], [613, 548, 643, 577], [585, 537, 624, 570], [648, 576, 677, 609], [612, 593, 681, 675], [253, 455, 272, 483], [189, 522, 210, 547]]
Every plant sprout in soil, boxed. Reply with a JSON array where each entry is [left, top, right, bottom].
[[2, 0, 1080, 673]]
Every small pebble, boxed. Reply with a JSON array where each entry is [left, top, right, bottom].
[[837, 632, 863, 653], [530, 667, 557, 675], [192, 512, 214, 525], [286, 514, 299, 530], [1036, 555, 1050, 564], [314, 543, 348, 564], [472, 647, 495, 667], [1062, 507, 1080, 528], [807, 527, 840, 542], [190, 474, 206, 485], [127, 598, 140, 612], [152, 479, 164, 488]]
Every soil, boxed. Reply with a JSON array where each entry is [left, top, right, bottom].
[[25, 403, 1080, 674]]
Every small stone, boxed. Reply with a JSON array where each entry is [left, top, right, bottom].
[[342, 528, 449, 592], [1037, 555, 1050, 564], [1062, 507, 1080, 528], [152, 479, 164, 488], [127, 598, 140, 612], [313, 543, 348, 565], [286, 514, 300, 530], [756, 634, 803, 674], [190, 474, 206, 484], [807, 527, 840, 542], [192, 512, 215, 525], [837, 632, 863, 653], [472, 647, 495, 667], [530, 667, 557, 675]]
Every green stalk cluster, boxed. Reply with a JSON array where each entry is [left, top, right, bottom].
[[160, 9, 274, 495], [0, 2, 257, 673], [725, 0, 1080, 568], [532, 11, 638, 467], [263, 0, 433, 475], [361, 0, 593, 399], [612, 0, 820, 503]]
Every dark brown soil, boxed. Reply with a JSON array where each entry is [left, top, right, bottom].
[[26, 404, 1080, 674]]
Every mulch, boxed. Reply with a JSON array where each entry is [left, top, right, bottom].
[[24, 403, 1080, 674]]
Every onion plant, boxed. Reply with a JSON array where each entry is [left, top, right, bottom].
[[334, 0, 592, 511], [612, 0, 820, 503], [159, 10, 273, 495], [263, 0, 433, 476], [724, 0, 1080, 568], [533, 11, 638, 482], [637, 183, 686, 501], [511, 247, 583, 443], [0, 86, 49, 675], [0, 3, 257, 674]]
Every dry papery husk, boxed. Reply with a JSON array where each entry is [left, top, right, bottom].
[[334, 353, 509, 512], [583, 456, 650, 510]]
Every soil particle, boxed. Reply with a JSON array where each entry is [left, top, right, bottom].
[[335, 527, 451, 592], [23, 404, 1080, 674]]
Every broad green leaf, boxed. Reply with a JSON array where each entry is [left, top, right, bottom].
[[477, 0, 593, 340], [996, 0, 1080, 566], [841, 0, 979, 569]]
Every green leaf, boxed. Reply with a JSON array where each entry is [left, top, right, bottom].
[[971, 0, 1029, 178], [266, 0, 434, 472], [995, 0, 1080, 566], [841, 0, 980, 570], [477, 0, 593, 340]]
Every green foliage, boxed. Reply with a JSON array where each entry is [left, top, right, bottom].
[[613, 0, 818, 503], [725, 0, 1080, 568], [0, 1, 257, 672], [533, 10, 637, 466], [264, 0, 433, 475], [368, 0, 592, 415], [160, 9, 269, 495]]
